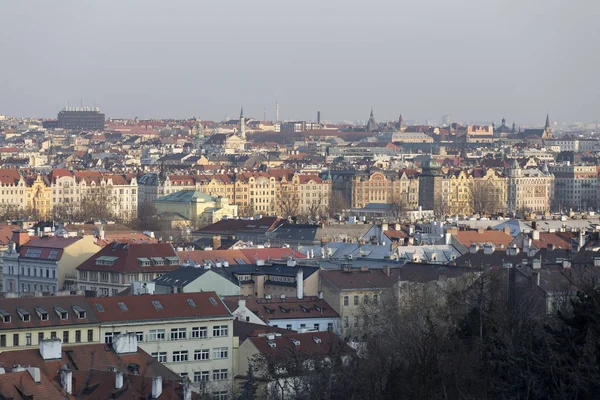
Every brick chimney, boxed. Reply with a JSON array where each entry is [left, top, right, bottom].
[[212, 235, 222, 250], [11, 229, 30, 249]]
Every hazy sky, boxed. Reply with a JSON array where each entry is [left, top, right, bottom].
[[1, 1, 598, 125]]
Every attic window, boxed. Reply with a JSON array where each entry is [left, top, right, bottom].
[[25, 248, 42, 258], [186, 299, 197, 308], [138, 257, 151, 266], [94, 303, 105, 312], [17, 308, 30, 322], [118, 302, 128, 312], [35, 307, 48, 321], [300, 305, 310, 313], [95, 256, 118, 266], [152, 257, 165, 266], [279, 306, 290, 313], [313, 336, 322, 344], [48, 250, 60, 260], [73, 305, 86, 319], [166, 256, 179, 265], [0, 309, 9, 323], [54, 306, 68, 320], [291, 339, 300, 346], [152, 301, 164, 310], [267, 341, 276, 348], [208, 297, 218, 307], [264, 306, 275, 314]]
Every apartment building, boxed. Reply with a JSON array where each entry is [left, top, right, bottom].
[[0, 169, 27, 213], [549, 163, 598, 210], [2, 230, 100, 293], [75, 242, 182, 296], [506, 160, 554, 213], [0, 295, 100, 350], [345, 168, 419, 209], [89, 292, 234, 395]]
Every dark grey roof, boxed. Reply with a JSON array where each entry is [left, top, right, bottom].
[[268, 223, 318, 243]]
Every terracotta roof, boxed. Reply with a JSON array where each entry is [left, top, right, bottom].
[[0, 169, 21, 185], [76, 242, 181, 273], [72, 370, 192, 400], [453, 230, 514, 248], [532, 232, 574, 250], [0, 295, 98, 330], [178, 249, 247, 265], [249, 330, 353, 357], [0, 224, 20, 246], [0, 370, 72, 400], [87, 292, 231, 323]]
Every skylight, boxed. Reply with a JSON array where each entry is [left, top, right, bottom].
[[94, 303, 105, 312], [186, 299, 197, 308], [152, 300, 163, 310], [208, 297, 218, 306], [25, 248, 42, 258], [118, 302, 128, 311]]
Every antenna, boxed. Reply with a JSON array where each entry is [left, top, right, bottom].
[[276, 102, 279, 123]]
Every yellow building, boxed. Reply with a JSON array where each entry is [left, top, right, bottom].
[[25, 175, 52, 219], [351, 169, 419, 210], [442, 169, 474, 215], [154, 190, 238, 227], [0, 295, 100, 351]]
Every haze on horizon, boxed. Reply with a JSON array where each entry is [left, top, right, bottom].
[[1, 0, 598, 125]]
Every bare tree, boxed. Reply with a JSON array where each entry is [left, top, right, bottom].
[[304, 193, 327, 222], [277, 187, 300, 218], [327, 191, 349, 218], [470, 181, 501, 215], [79, 186, 116, 221]]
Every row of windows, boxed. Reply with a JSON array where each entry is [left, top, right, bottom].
[[104, 325, 228, 343], [0, 329, 94, 347], [343, 294, 379, 307], [152, 347, 229, 363]]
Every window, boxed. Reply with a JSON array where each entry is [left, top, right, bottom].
[[353, 316, 359, 327], [212, 369, 228, 381], [191, 326, 208, 339], [343, 296, 349, 306], [152, 352, 167, 363], [364, 295, 369, 305], [212, 391, 229, 400], [73, 305, 86, 319], [314, 323, 320, 331], [353, 295, 359, 306], [373, 294, 378, 305], [63, 331, 69, 343], [213, 347, 228, 359], [26, 333, 32, 345], [135, 332, 144, 342], [38, 332, 44, 343], [180, 372, 189, 379], [171, 328, 186, 340], [75, 330, 81, 343], [186, 299, 197, 308], [286, 324, 292, 330], [51, 331, 57, 339], [87, 330, 93, 342], [148, 329, 165, 341], [344, 317, 349, 328], [118, 302, 128, 311], [327, 322, 334, 331], [0, 335, 5, 347], [54, 306, 68, 320], [172, 351, 188, 362], [104, 332, 121, 344], [195, 349, 210, 360], [213, 325, 228, 337], [152, 301, 163, 310], [194, 371, 210, 383], [13, 334, 19, 346]]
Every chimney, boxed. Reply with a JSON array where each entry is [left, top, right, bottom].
[[503, 226, 511, 235], [26, 367, 41, 383], [151, 376, 162, 399], [535, 271, 541, 286], [287, 258, 297, 267], [469, 243, 479, 254], [477, 228, 484, 234], [39, 338, 62, 360], [444, 232, 452, 245], [532, 258, 542, 269], [532, 229, 540, 240], [483, 243, 495, 254], [384, 265, 391, 277], [115, 371, 124, 389], [238, 298, 246, 309], [318, 291, 324, 299], [296, 268, 304, 299], [212, 235, 222, 250], [60, 364, 73, 394], [11, 229, 30, 249], [113, 332, 137, 354]]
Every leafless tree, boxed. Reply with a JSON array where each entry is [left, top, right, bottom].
[[327, 191, 349, 218], [277, 187, 300, 218], [470, 181, 501, 215]]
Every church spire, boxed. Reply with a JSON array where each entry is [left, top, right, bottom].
[[239, 105, 246, 139], [366, 108, 377, 132], [545, 113, 551, 129]]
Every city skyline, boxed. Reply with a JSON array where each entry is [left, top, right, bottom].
[[1, 1, 598, 124]]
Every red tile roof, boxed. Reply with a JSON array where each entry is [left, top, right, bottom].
[[0, 169, 21, 185], [249, 330, 353, 357], [225, 296, 339, 322], [0, 370, 72, 400], [76, 242, 181, 273], [87, 292, 231, 323], [453, 230, 514, 248]]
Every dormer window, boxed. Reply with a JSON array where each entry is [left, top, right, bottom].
[[35, 307, 49, 321], [0, 309, 11, 323], [72, 305, 86, 319], [166, 256, 179, 266], [17, 308, 30, 322], [54, 306, 68, 320], [152, 257, 164, 266], [138, 257, 151, 267], [95, 256, 118, 266]]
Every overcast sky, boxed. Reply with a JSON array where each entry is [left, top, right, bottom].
[[1, 0, 598, 125]]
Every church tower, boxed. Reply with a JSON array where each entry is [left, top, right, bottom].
[[366, 108, 377, 132], [543, 113, 552, 138], [239, 106, 246, 139]]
